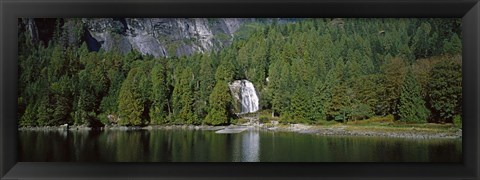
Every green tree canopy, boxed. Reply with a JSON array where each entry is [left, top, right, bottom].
[[399, 68, 429, 123]]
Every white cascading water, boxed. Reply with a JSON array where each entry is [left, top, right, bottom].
[[240, 80, 259, 113], [229, 80, 259, 114]]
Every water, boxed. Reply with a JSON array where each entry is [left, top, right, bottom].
[[240, 80, 259, 113], [229, 80, 259, 113], [19, 129, 462, 162]]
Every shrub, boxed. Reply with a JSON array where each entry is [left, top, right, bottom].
[[367, 115, 395, 122], [259, 116, 269, 123], [453, 115, 462, 129], [234, 118, 249, 125], [97, 114, 110, 125]]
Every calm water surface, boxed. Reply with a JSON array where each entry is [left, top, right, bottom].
[[19, 129, 462, 162]]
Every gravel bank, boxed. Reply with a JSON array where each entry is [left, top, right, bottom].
[[19, 123, 461, 139], [266, 124, 462, 139]]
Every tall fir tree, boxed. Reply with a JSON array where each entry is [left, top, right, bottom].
[[204, 81, 233, 125], [195, 54, 216, 120], [289, 86, 312, 123], [325, 60, 349, 121], [399, 68, 429, 123], [150, 61, 170, 124], [118, 68, 145, 126], [172, 67, 197, 124], [380, 57, 407, 118]]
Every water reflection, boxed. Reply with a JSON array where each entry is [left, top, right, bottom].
[[241, 130, 260, 162], [19, 129, 462, 162]]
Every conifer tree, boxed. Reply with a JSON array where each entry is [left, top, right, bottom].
[[325, 60, 348, 121], [270, 60, 292, 116], [195, 54, 216, 120], [289, 86, 312, 123], [204, 81, 233, 125], [172, 67, 196, 124], [267, 60, 282, 116], [150, 61, 170, 124], [215, 60, 235, 82], [442, 34, 461, 55], [118, 68, 145, 126], [311, 80, 327, 121], [249, 35, 268, 89], [380, 57, 407, 118], [36, 95, 52, 126], [399, 69, 429, 123]]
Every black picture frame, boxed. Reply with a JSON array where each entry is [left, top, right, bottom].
[[1, 0, 479, 179]]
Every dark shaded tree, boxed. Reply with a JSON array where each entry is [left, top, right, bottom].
[[399, 69, 429, 123]]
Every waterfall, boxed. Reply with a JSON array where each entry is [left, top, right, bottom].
[[240, 80, 259, 113], [229, 80, 259, 114]]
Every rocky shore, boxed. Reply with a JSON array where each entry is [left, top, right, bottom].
[[268, 124, 462, 139], [18, 124, 227, 131], [19, 123, 462, 139]]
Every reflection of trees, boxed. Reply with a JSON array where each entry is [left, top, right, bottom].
[[19, 130, 76, 161], [147, 130, 235, 162], [19, 130, 462, 162], [194, 130, 230, 162], [72, 130, 96, 161], [108, 130, 149, 162]]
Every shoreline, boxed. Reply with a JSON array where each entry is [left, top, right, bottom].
[[18, 123, 462, 140], [270, 124, 462, 139]]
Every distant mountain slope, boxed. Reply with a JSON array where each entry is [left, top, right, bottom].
[[21, 18, 274, 57], [83, 18, 254, 57]]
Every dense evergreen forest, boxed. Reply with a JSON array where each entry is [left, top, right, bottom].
[[18, 18, 462, 127]]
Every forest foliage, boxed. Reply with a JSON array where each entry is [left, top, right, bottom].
[[18, 18, 462, 127]]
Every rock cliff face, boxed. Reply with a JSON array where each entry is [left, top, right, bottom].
[[21, 18, 39, 43], [83, 18, 250, 57], [21, 18, 294, 57]]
